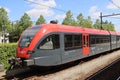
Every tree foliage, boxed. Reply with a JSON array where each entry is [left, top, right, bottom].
[[93, 19, 101, 29], [62, 11, 115, 31], [36, 15, 46, 25], [62, 10, 76, 26], [9, 13, 32, 42], [0, 7, 10, 32], [19, 13, 32, 30], [82, 16, 93, 28], [9, 21, 22, 42], [76, 13, 85, 27], [93, 19, 115, 31], [0, 43, 17, 69], [102, 20, 115, 31]]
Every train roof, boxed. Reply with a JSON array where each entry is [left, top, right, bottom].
[[40, 24, 110, 35], [116, 32, 120, 35], [109, 31, 117, 35], [30, 24, 120, 35]]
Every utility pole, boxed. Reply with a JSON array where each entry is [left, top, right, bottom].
[[100, 12, 120, 30], [100, 12, 103, 30]]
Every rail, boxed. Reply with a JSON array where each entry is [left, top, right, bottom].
[[86, 58, 120, 80]]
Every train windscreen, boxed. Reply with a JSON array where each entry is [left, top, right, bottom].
[[19, 26, 41, 47]]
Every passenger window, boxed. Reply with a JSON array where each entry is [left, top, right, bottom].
[[39, 34, 60, 49], [64, 34, 82, 50], [74, 35, 81, 47], [64, 35, 73, 49]]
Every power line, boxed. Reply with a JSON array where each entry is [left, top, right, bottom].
[[24, 0, 79, 16], [107, 16, 120, 19], [24, 0, 66, 13], [102, 13, 120, 17], [109, 0, 120, 9], [100, 12, 120, 30]]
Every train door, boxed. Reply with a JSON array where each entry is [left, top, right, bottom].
[[82, 33, 90, 55]]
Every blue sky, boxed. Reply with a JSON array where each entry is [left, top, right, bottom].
[[0, 0, 120, 31]]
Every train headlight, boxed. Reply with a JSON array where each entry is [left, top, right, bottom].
[[20, 50, 26, 54]]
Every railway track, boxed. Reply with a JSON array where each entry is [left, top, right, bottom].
[[86, 58, 120, 80], [5, 61, 80, 79], [3, 50, 120, 80], [117, 76, 120, 80]]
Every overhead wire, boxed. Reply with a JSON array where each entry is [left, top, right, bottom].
[[109, 0, 120, 9], [25, 0, 120, 20], [104, 0, 120, 19], [101, 0, 120, 18], [107, 16, 120, 19], [24, 0, 79, 16], [24, 0, 68, 13]]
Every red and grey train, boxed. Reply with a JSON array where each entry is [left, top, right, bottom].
[[10, 24, 120, 67]]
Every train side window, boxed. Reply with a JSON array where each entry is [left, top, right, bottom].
[[64, 35, 73, 50], [64, 34, 82, 50], [74, 35, 81, 47], [117, 37, 120, 41], [117, 36, 120, 43], [39, 34, 60, 49], [90, 37, 95, 45]]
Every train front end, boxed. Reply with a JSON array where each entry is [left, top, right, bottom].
[[9, 25, 41, 67]]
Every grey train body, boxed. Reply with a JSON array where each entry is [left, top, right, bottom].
[[28, 32, 120, 67]]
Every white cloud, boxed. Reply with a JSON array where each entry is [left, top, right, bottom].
[[54, 14, 65, 20], [88, 6, 100, 19], [0, 6, 10, 13], [26, 0, 56, 19], [107, 0, 120, 9]]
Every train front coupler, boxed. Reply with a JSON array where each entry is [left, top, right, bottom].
[[8, 58, 23, 70], [8, 58, 34, 70]]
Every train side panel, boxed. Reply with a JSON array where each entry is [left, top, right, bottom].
[[89, 34, 110, 56], [61, 33, 83, 64], [110, 35, 117, 50]]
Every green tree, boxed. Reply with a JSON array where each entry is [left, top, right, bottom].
[[102, 20, 115, 31], [9, 13, 32, 42], [19, 13, 32, 30], [9, 21, 21, 42], [93, 19, 101, 29], [83, 16, 93, 28], [93, 19, 115, 31], [77, 14, 93, 28], [0, 7, 10, 32], [62, 10, 76, 26], [76, 13, 85, 27], [103, 20, 109, 30], [17, 13, 32, 40], [108, 22, 115, 31], [36, 15, 46, 25]]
